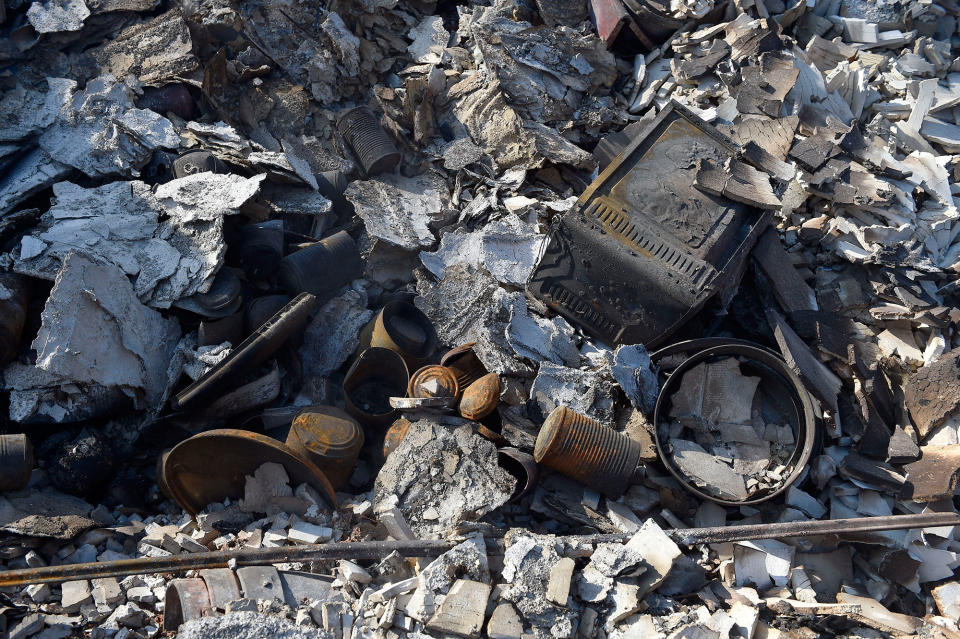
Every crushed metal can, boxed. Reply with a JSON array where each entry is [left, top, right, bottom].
[[528, 101, 770, 348], [458, 373, 501, 421], [440, 342, 487, 392]]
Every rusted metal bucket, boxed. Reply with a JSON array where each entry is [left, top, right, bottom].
[[651, 340, 817, 506], [344, 348, 410, 427], [534, 406, 643, 497], [358, 301, 438, 369], [286, 406, 364, 489]]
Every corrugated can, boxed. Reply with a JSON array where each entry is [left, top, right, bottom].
[[279, 231, 362, 305], [534, 406, 642, 497], [286, 406, 364, 489], [0, 273, 29, 366], [357, 301, 437, 369], [459, 373, 501, 421], [407, 365, 459, 399], [0, 434, 33, 492], [337, 106, 401, 177], [440, 342, 487, 391]]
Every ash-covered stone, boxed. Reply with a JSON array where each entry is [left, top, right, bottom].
[[374, 419, 515, 536], [500, 532, 578, 639]]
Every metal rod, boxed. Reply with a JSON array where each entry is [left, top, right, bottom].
[[668, 512, 960, 545], [0, 513, 955, 588], [0, 540, 458, 588]]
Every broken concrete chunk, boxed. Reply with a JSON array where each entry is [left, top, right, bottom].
[[734, 539, 794, 589], [15, 174, 265, 309], [530, 361, 615, 423], [668, 439, 749, 502], [373, 420, 515, 537], [626, 519, 682, 595], [612, 345, 659, 415], [346, 173, 449, 251], [14, 252, 179, 418], [39, 76, 178, 178], [27, 0, 89, 33], [545, 557, 575, 605], [487, 603, 524, 639]]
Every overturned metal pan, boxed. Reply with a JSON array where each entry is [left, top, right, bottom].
[[652, 342, 817, 506], [161, 429, 337, 515]]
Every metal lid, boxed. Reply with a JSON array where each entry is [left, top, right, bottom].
[[534, 405, 570, 462], [289, 406, 364, 458], [408, 365, 459, 399]]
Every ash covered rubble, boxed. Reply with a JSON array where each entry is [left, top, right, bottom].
[[2, 0, 960, 637]]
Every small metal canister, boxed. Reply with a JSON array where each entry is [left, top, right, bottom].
[[286, 406, 364, 489], [534, 406, 642, 497], [459, 373, 501, 421], [358, 301, 437, 370], [408, 365, 459, 400], [279, 231, 362, 305], [344, 347, 410, 426], [336, 106, 401, 177], [0, 434, 34, 492]]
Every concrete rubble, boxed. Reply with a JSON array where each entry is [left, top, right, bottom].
[[0, 0, 960, 637]]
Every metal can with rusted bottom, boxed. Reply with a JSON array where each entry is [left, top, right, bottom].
[[286, 406, 364, 489], [534, 406, 642, 497]]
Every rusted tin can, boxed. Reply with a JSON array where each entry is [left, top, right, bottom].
[[344, 348, 410, 426], [337, 106, 401, 177], [358, 301, 437, 369], [408, 365, 459, 400], [0, 272, 29, 366], [163, 578, 212, 631], [534, 406, 642, 497], [458, 373, 501, 420], [279, 231, 362, 305], [0, 434, 33, 492], [137, 84, 195, 120], [440, 342, 487, 392], [383, 418, 412, 459], [286, 406, 364, 489]]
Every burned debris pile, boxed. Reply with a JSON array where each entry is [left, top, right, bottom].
[[2, 0, 960, 637]]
